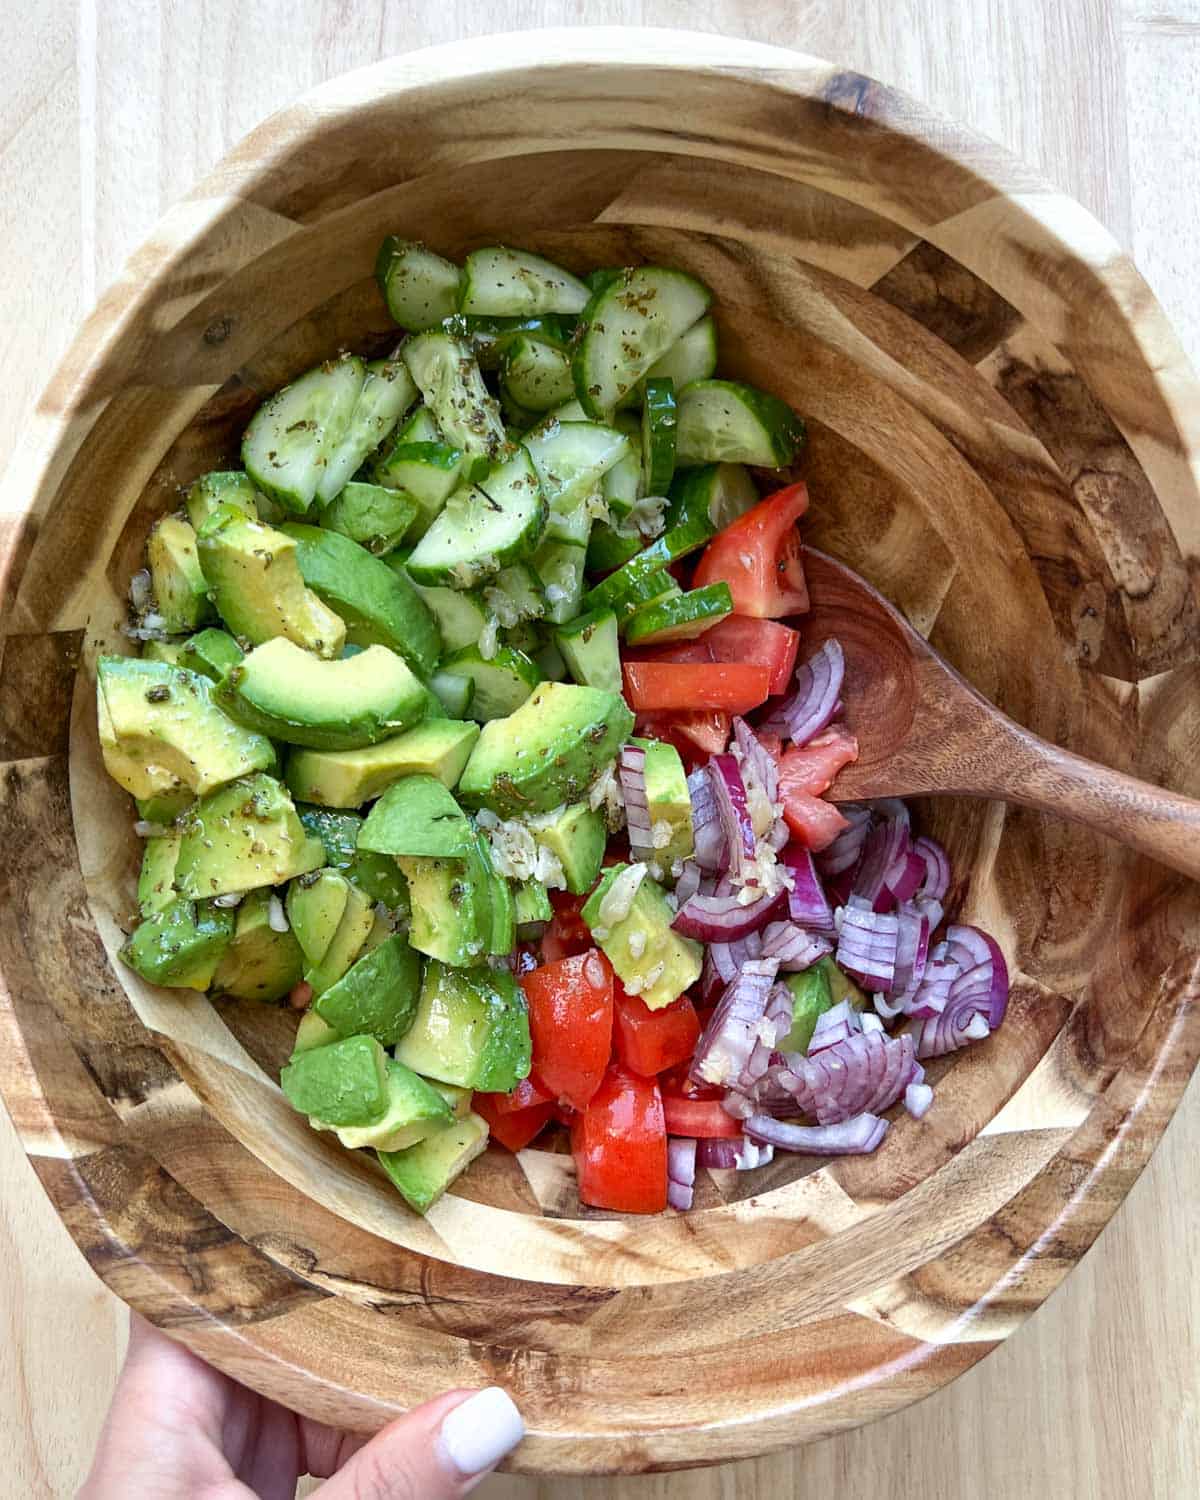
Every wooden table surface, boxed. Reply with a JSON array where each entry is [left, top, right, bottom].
[[2, 3, 1197, 1496]]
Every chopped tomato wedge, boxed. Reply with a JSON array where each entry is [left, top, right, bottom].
[[623, 640, 713, 665], [661, 1095, 743, 1139], [473, 1078, 555, 1152], [780, 792, 849, 850], [522, 949, 614, 1112], [693, 483, 810, 618], [613, 988, 701, 1077], [634, 710, 731, 762], [777, 725, 860, 797], [539, 891, 592, 964], [700, 615, 800, 695], [570, 1065, 667, 1213], [623, 661, 771, 714]]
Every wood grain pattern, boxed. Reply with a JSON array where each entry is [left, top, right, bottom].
[[1, 6, 1197, 1498]]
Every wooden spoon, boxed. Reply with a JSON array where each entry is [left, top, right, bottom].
[[802, 548, 1200, 880]]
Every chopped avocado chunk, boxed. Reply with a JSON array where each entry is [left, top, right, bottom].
[[292, 1009, 339, 1055], [178, 628, 243, 682], [296, 806, 409, 911], [398, 573, 489, 652], [555, 608, 621, 693], [286, 870, 351, 965], [514, 878, 552, 940], [632, 736, 694, 870], [173, 773, 325, 899], [120, 897, 234, 990], [358, 775, 474, 858], [312, 932, 421, 1046], [396, 848, 491, 968], [216, 639, 427, 751], [186, 470, 261, 530], [457, 681, 634, 818], [147, 516, 212, 633], [196, 504, 346, 657], [140, 640, 184, 665], [782, 963, 835, 1054], [304, 879, 374, 995], [377, 1110, 490, 1214], [278, 523, 440, 679], [285, 719, 479, 808], [816, 953, 868, 1011], [394, 961, 531, 1090], [136, 788, 194, 826], [280, 1034, 389, 1127], [438, 644, 541, 722], [137, 834, 181, 917], [529, 801, 605, 894], [97, 657, 274, 800], [319, 480, 418, 557], [581, 862, 702, 1010], [318, 1060, 453, 1152], [429, 1080, 474, 1119], [210, 888, 305, 1002]]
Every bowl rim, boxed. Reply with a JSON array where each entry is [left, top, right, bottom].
[[1, 27, 1199, 1475]]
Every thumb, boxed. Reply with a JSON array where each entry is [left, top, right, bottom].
[[315, 1386, 525, 1498]]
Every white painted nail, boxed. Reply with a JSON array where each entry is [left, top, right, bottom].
[[437, 1387, 525, 1479]]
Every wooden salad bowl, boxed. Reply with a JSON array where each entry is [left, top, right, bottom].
[[1, 28, 1198, 1475]]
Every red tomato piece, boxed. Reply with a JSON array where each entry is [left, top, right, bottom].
[[522, 949, 614, 1112], [570, 1065, 667, 1213], [613, 988, 701, 1077], [540, 891, 592, 963], [700, 615, 800, 695], [693, 483, 810, 618], [473, 1084, 556, 1152], [623, 661, 771, 714], [777, 725, 860, 797], [623, 640, 714, 665], [634, 710, 732, 763], [661, 1095, 743, 1139], [780, 791, 850, 850]]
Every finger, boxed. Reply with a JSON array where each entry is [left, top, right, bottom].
[[314, 1386, 524, 1499]]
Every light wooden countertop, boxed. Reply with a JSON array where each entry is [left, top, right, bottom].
[[2, 4, 1196, 1496]]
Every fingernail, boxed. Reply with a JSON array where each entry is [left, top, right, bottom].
[[437, 1387, 525, 1478]]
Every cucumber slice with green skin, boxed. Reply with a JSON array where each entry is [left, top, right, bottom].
[[583, 560, 679, 623], [371, 440, 467, 539], [624, 581, 734, 644], [514, 879, 553, 940], [644, 314, 719, 390], [320, 481, 419, 556], [601, 412, 643, 518], [533, 539, 586, 624], [555, 608, 621, 693], [459, 246, 591, 316], [395, 569, 490, 651], [375, 238, 462, 331], [584, 267, 625, 296], [532, 638, 567, 682], [429, 669, 475, 718], [242, 355, 366, 513], [667, 460, 759, 536], [316, 357, 418, 503], [404, 447, 546, 588], [501, 336, 575, 413], [544, 495, 595, 547], [573, 267, 713, 420], [586, 521, 642, 576], [523, 421, 631, 513], [500, 391, 542, 435], [675, 379, 806, 467], [439, 645, 541, 721], [445, 313, 578, 370], [543, 398, 588, 423], [641, 377, 678, 494], [401, 331, 509, 465]]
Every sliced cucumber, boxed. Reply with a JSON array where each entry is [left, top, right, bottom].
[[555, 608, 621, 693], [641, 377, 678, 494], [583, 556, 679, 622], [514, 879, 553, 940], [573, 267, 712, 419], [523, 421, 631, 513], [645, 314, 719, 389], [485, 562, 545, 625], [532, 638, 567, 682], [371, 440, 466, 537], [396, 570, 489, 652], [667, 460, 759, 536], [532, 540, 586, 625], [316, 357, 418, 503], [586, 522, 641, 576], [544, 495, 595, 547], [585, 267, 625, 295], [459, 246, 590, 316], [242, 355, 365, 513], [447, 313, 578, 370], [501, 336, 575, 413], [404, 446, 546, 588], [624, 582, 733, 644], [375, 239, 462, 331], [544, 397, 588, 423], [440, 644, 541, 721], [601, 412, 643, 518], [429, 669, 475, 718], [675, 379, 805, 467], [401, 331, 509, 465]]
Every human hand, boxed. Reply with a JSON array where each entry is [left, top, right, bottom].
[[79, 1315, 524, 1499]]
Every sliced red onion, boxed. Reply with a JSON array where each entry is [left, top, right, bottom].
[[673, 884, 786, 942], [816, 805, 872, 877], [759, 922, 833, 970], [836, 902, 900, 990], [891, 906, 930, 997], [913, 836, 951, 901], [778, 1027, 918, 1123], [882, 849, 925, 906], [688, 767, 729, 873], [766, 818, 791, 851], [733, 715, 780, 804], [618, 743, 654, 859], [719, 1089, 756, 1120], [745, 1111, 889, 1155], [696, 1136, 775, 1170], [667, 1136, 697, 1211], [905, 1081, 933, 1119], [674, 859, 702, 906], [852, 809, 910, 910], [906, 957, 960, 1018], [709, 754, 757, 880], [808, 998, 860, 1053], [781, 845, 836, 933], [914, 894, 945, 934], [691, 958, 779, 1088], [913, 925, 1009, 1058], [778, 638, 845, 747]]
